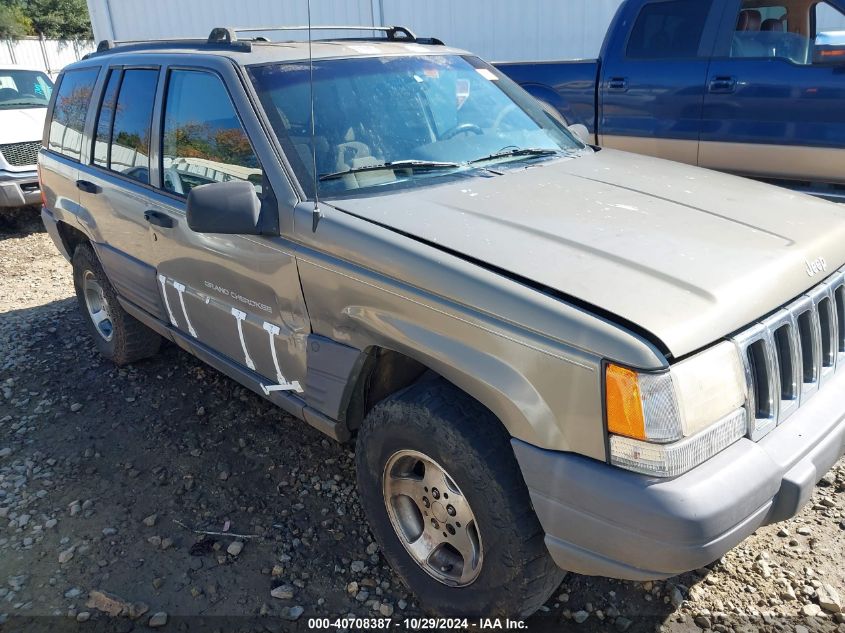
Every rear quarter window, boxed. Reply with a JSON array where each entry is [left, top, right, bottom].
[[48, 67, 100, 161]]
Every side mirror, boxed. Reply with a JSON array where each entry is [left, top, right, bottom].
[[814, 31, 845, 64], [187, 180, 262, 235], [568, 123, 591, 144]]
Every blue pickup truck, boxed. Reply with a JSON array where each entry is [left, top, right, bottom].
[[497, 0, 845, 199]]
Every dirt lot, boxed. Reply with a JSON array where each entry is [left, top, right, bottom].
[[0, 208, 844, 633]]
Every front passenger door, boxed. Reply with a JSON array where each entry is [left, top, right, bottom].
[[148, 66, 310, 393], [699, 0, 845, 185]]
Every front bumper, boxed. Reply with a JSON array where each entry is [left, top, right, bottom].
[[513, 364, 845, 581], [0, 168, 40, 208]]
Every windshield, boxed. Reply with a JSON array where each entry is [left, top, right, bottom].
[[248, 55, 585, 199], [0, 69, 53, 110]]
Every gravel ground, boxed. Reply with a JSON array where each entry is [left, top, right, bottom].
[[0, 208, 843, 633]]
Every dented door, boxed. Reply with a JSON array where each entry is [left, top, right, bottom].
[[146, 62, 310, 394]]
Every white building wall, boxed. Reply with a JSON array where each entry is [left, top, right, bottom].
[[0, 38, 95, 76], [84, 0, 845, 63], [381, 0, 621, 60], [86, 0, 623, 61]]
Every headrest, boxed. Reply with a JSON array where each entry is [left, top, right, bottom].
[[761, 18, 784, 32], [737, 9, 762, 31]]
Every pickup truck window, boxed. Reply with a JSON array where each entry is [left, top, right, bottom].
[[161, 69, 263, 198], [729, 0, 845, 64], [626, 0, 710, 59], [816, 0, 845, 31], [731, 2, 807, 62], [248, 55, 582, 199]]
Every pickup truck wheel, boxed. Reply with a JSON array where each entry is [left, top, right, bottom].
[[72, 244, 161, 365], [356, 379, 564, 618]]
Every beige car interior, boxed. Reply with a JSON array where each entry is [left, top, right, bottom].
[[732, 0, 833, 62]]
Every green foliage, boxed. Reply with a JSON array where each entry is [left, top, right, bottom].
[[0, 3, 33, 38], [0, 0, 92, 40], [26, 0, 92, 39]]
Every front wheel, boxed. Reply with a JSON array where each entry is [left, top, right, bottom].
[[355, 379, 564, 618]]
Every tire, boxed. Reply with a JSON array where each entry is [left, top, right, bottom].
[[72, 243, 162, 365], [355, 379, 564, 618]]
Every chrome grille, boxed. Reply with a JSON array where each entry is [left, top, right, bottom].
[[733, 268, 844, 441], [0, 141, 40, 167]]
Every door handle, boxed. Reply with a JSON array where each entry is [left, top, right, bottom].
[[708, 76, 737, 93], [76, 179, 102, 194], [607, 77, 628, 91], [144, 210, 174, 228]]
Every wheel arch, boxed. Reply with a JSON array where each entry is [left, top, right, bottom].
[[56, 219, 91, 258], [338, 340, 560, 450]]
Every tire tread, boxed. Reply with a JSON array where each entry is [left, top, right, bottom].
[[356, 379, 564, 618], [72, 244, 161, 366]]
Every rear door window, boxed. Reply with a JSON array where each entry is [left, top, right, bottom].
[[107, 68, 159, 184], [160, 69, 262, 197], [48, 67, 100, 161], [627, 0, 711, 58]]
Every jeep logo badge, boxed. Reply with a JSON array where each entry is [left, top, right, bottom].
[[805, 256, 827, 277]]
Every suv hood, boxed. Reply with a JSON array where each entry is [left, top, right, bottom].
[[331, 149, 845, 358], [0, 107, 47, 145]]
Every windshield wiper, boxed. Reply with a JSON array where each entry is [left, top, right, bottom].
[[469, 147, 565, 164], [319, 159, 463, 182]]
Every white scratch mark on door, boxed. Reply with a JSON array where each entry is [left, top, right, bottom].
[[157, 274, 178, 326], [260, 321, 303, 394], [230, 307, 255, 370], [172, 281, 197, 338]]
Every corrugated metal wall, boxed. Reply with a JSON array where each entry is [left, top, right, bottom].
[[1, 38, 95, 76], [379, 0, 621, 60], [85, 0, 845, 63], [85, 0, 622, 61]]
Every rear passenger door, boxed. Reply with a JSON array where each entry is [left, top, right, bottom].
[[598, 0, 724, 165], [699, 0, 845, 185], [40, 67, 101, 224], [75, 65, 167, 319], [147, 63, 310, 392]]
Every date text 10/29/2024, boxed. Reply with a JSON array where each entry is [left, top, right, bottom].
[[307, 618, 528, 630]]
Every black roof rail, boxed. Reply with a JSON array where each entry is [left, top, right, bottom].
[[208, 24, 444, 44], [84, 24, 443, 60], [88, 35, 252, 59]]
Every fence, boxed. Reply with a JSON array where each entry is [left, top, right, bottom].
[[1, 38, 95, 77]]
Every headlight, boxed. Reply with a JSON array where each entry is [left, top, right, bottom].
[[606, 342, 747, 477]]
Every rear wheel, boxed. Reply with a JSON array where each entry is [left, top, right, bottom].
[[356, 379, 564, 618], [72, 244, 161, 365]]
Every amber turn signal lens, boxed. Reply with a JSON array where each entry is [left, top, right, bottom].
[[605, 363, 646, 440]]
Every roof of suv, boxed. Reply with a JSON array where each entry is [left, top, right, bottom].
[[75, 28, 469, 68]]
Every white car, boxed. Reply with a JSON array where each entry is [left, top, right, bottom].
[[0, 65, 54, 208]]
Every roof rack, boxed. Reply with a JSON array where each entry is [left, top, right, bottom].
[[92, 36, 253, 56], [88, 24, 444, 59], [207, 25, 423, 44]]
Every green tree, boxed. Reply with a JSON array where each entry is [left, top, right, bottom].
[[25, 0, 92, 39], [0, 2, 33, 38]]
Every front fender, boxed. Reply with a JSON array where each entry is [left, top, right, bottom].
[[295, 252, 610, 460], [342, 304, 564, 449]]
